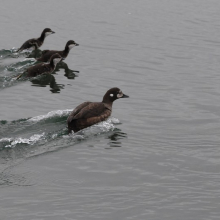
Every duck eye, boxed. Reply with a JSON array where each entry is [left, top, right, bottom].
[[110, 94, 114, 97]]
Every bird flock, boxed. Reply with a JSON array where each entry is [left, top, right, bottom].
[[15, 28, 129, 133]]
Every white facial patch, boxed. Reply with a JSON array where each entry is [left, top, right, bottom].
[[45, 32, 53, 36], [117, 90, 123, 98], [53, 58, 62, 65], [68, 44, 75, 49], [110, 94, 114, 97]]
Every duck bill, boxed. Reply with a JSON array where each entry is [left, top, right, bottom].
[[51, 31, 55, 34], [75, 43, 79, 46], [121, 94, 129, 98]]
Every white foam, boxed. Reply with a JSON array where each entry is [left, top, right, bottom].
[[108, 117, 120, 124], [6, 47, 19, 53], [93, 117, 120, 132], [1, 133, 45, 148], [65, 134, 85, 141], [28, 109, 72, 122], [93, 119, 115, 132], [0, 138, 12, 143], [6, 58, 36, 72], [69, 117, 120, 138]]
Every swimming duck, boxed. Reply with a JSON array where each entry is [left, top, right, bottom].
[[27, 53, 63, 77], [67, 87, 129, 133], [17, 28, 55, 52], [37, 40, 79, 62], [16, 53, 63, 79]]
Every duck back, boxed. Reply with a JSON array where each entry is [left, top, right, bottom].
[[67, 102, 112, 133]]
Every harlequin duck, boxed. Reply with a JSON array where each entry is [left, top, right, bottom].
[[17, 28, 55, 52], [16, 53, 63, 79], [67, 87, 129, 133], [37, 40, 79, 62]]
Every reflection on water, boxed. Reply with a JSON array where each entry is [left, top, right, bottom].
[[30, 61, 79, 93], [107, 128, 127, 148], [56, 62, 79, 79], [31, 74, 65, 93]]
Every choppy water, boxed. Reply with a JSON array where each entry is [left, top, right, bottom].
[[1, 0, 220, 219]]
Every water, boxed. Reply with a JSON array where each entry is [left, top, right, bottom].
[[1, 0, 220, 219]]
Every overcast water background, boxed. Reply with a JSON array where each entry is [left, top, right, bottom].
[[1, 0, 220, 219]]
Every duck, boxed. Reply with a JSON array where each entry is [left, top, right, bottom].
[[37, 40, 79, 62], [17, 28, 55, 52], [16, 53, 63, 79], [67, 87, 129, 133]]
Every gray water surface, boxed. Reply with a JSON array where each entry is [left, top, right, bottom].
[[1, 0, 220, 219]]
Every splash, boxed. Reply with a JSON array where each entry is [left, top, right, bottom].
[[0, 48, 32, 59], [68, 117, 120, 138], [0, 51, 36, 89], [6, 58, 36, 72], [0, 48, 18, 59], [1, 75, 19, 89], [0, 133, 45, 148], [28, 109, 73, 122], [0, 108, 121, 151]]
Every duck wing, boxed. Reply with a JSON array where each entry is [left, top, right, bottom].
[[67, 102, 92, 123], [18, 38, 38, 51], [68, 102, 112, 121], [67, 102, 112, 132], [27, 63, 52, 77], [38, 50, 64, 62], [38, 50, 59, 62]]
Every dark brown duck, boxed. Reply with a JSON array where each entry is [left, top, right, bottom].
[[16, 53, 63, 79], [37, 40, 79, 62], [17, 28, 55, 52], [67, 87, 129, 133], [26, 53, 63, 77]]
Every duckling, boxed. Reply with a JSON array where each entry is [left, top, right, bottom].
[[37, 40, 79, 62], [16, 53, 63, 79], [17, 28, 55, 52]]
